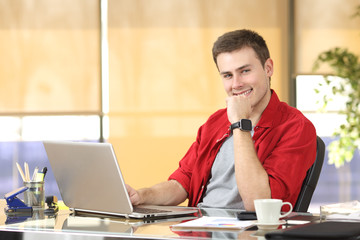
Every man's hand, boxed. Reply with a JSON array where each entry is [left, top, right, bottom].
[[226, 95, 251, 123], [126, 184, 142, 205], [125, 180, 188, 206]]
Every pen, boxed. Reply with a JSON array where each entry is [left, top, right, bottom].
[[36, 167, 48, 182], [42, 167, 48, 180], [35, 172, 44, 182], [16, 162, 26, 182], [24, 162, 30, 182], [31, 167, 39, 182]]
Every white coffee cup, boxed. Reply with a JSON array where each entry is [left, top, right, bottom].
[[254, 199, 293, 224]]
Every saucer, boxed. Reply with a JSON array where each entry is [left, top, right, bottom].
[[254, 220, 286, 230]]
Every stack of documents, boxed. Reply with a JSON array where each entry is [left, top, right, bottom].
[[321, 201, 360, 221], [171, 216, 254, 231]]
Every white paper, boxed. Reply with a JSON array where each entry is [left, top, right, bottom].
[[171, 216, 254, 230], [326, 212, 360, 221], [321, 201, 360, 221]]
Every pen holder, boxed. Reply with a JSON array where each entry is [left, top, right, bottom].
[[23, 181, 45, 209]]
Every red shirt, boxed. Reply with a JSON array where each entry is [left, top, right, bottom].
[[169, 90, 317, 208]]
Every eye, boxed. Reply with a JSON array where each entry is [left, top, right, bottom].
[[222, 73, 232, 79], [241, 69, 250, 74]]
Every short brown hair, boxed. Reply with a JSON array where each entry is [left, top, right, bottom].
[[212, 29, 270, 68]]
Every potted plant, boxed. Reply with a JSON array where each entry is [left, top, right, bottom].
[[312, 5, 360, 167]]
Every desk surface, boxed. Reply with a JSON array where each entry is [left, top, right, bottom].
[[0, 200, 307, 240]]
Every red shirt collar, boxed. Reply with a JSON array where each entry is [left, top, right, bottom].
[[256, 89, 279, 129]]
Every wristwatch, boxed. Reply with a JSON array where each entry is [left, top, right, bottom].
[[230, 119, 252, 132]]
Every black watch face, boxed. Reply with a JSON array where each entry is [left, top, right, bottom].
[[241, 119, 252, 131]]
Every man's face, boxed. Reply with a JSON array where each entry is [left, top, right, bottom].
[[217, 47, 273, 112]]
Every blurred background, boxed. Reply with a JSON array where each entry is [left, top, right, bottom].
[[1, 0, 360, 211]]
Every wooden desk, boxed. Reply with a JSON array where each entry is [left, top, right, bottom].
[[0, 200, 296, 240]]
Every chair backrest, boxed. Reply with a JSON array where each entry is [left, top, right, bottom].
[[293, 136, 325, 212]]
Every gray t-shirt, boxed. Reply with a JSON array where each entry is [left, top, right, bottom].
[[198, 130, 254, 209]]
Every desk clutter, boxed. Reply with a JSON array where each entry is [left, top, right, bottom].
[[265, 221, 360, 239], [15, 162, 47, 183], [320, 200, 360, 221], [264, 201, 360, 239], [4, 162, 59, 223]]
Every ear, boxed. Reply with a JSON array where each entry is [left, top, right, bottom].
[[264, 58, 274, 77]]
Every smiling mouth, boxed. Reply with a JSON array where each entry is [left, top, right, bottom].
[[234, 89, 252, 96]]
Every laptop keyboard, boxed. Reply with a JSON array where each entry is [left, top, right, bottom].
[[133, 206, 171, 214]]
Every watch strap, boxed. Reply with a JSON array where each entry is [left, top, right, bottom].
[[230, 119, 252, 132]]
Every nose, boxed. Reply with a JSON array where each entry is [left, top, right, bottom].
[[232, 74, 243, 89]]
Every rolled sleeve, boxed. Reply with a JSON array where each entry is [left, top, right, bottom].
[[262, 119, 317, 206]]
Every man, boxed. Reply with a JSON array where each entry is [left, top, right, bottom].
[[126, 29, 316, 211]]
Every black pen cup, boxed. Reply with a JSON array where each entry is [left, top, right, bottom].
[[23, 181, 45, 209]]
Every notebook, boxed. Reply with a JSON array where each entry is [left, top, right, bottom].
[[43, 141, 197, 219], [265, 221, 360, 239]]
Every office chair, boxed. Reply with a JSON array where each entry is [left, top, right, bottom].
[[293, 136, 325, 212]]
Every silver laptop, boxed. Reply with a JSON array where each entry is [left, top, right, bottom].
[[43, 141, 197, 219]]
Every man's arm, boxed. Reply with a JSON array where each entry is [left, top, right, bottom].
[[232, 129, 271, 211], [126, 180, 188, 206], [226, 94, 271, 211]]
